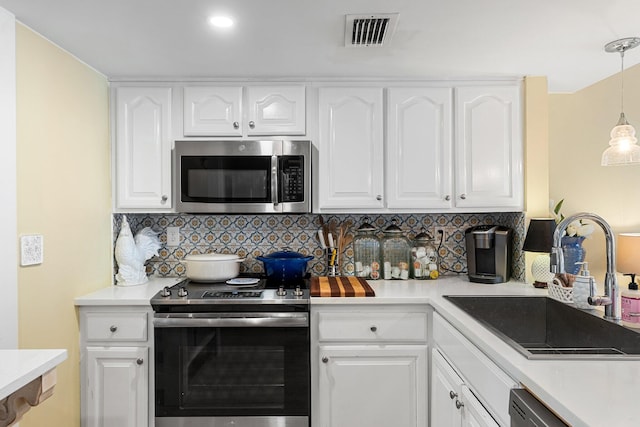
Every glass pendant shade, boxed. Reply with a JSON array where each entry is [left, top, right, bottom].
[[602, 37, 640, 166], [601, 113, 640, 165]]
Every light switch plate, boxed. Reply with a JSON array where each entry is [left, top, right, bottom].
[[166, 227, 180, 247], [21, 234, 44, 266]]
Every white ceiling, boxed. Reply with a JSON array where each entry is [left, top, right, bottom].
[[2, 0, 640, 93]]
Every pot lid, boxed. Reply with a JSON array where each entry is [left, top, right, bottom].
[[259, 249, 313, 259], [185, 253, 241, 261]]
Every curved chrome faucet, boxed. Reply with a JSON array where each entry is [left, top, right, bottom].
[[549, 212, 620, 321]]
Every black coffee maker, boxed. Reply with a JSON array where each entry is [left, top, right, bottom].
[[465, 225, 513, 284]]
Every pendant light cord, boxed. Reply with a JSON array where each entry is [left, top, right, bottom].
[[621, 48, 626, 113]]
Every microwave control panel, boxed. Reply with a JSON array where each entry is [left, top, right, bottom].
[[279, 156, 305, 202]]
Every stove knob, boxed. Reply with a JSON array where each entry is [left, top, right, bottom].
[[294, 286, 304, 297], [160, 287, 171, 297], [177, 287, 188, 297], [277, 286, 287, 296]]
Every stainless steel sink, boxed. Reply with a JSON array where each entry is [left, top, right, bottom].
[[444, 295, 640, 360]]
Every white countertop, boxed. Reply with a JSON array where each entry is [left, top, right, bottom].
[[74, 275, 637, 426], [74, 277, 183, 306], [0, 349, 67, 400]]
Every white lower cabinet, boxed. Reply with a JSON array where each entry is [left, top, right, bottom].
[[312, 306, 428, 427], [431, 348, 498, 427], [86, 346, 148, 427], [79, 307, 152, 427], [432, 313, 517, 427]]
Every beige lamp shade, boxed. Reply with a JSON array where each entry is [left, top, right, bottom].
[[617, 233, 640, 273]]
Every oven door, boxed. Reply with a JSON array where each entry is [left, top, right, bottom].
[[154, 312, 310, 427]]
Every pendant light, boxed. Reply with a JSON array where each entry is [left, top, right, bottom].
[[602, 37, 640, 166]]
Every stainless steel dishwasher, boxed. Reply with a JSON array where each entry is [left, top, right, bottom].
[[509, 389, 568, 426]]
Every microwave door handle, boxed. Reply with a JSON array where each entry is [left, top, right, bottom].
[[271, 155, 279, 206]]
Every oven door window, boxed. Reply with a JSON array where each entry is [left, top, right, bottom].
[[155, 326, 309, 417], [181, 156, 272, 203]]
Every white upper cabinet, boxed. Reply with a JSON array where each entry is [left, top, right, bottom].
[[246, 86, 306, 135], [183, 86, 242, 136], [183, 85, 305, 136], [318, 87, 384, 210], [454, 85, 523, 210], [386, 87, 453, 209], [114, 86, 172, 210]]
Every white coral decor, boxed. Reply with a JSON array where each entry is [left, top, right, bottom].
[[565, 219, 594, 237], [114, 215, 161, 286]]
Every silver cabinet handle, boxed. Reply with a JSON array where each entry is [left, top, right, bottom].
[[322, 356, 329, 363], [109, 325, 117, 332], [136, 358, 144, 365], [449, 391, 458, 400], [370, 326, 377, 332], [233, 121, 240, 129], [455, 399, 464, 409], [444, 195, 451, 201], [376, 195, 382, 201], [249, 121, 255, 129], [161, 195, 168, 204], [460, 194, 467, 200]]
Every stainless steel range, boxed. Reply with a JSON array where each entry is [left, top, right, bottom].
[[151, 277, 310, 427]]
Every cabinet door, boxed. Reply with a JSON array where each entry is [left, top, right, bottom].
[[115, 87, 172, 209], [246, 86, 306, 135], [460, 386, 500, 427], [85, 346, 148, 427], [431, 348, 464, 427], [387, 87, 453, 209], [318, 87, 384, 209], [454, 85, 523, 209], [317, 345, 427, 427], [183, 86, 242, 136]]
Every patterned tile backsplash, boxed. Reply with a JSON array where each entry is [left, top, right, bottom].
[[114, 212, 526, 281]]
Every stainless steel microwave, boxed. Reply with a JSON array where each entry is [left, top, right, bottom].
[[174, 140, 311, 213]]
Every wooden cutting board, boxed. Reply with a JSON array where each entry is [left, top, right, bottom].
[[310, 276, 375, 297]]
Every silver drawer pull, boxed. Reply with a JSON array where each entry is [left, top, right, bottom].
[[109, 325, 118, 333], [370, 326, 377, 332], [449, 391, 458, 400], [455, 399, 464, 409], [136, 358, 144, 365], [322, 357, 329, 363], [233, 121, 240, 129]]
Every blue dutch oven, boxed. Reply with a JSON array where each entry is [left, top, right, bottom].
[[257, 250, 314, 283]]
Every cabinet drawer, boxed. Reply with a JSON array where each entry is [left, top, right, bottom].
[[318, 311, 427, 342], [84, 311, 148, 342]]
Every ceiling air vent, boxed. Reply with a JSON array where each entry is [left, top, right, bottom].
[[345, 13, 399, 47]]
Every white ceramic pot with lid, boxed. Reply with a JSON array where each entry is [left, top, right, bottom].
[[184, 253, 245, 282]]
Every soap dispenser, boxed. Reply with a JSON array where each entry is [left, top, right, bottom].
[[573, 262, 596, 309], [621, 273, 640, 324]]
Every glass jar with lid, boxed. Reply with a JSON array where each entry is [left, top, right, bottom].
[[352, 217, 381, 280], [411, 228, 439, 279], [381, 218, 411, 280]]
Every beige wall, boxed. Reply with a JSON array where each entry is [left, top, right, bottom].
[[523, 76, 550, 282], [549, 64, 640, 282], [16, 24, 112, 426]]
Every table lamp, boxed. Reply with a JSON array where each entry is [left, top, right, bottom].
[[522, 218, 556, 288], [617, 233, 640, 290]]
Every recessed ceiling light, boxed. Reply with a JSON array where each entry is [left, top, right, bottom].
[[209, 15, 234, 28]]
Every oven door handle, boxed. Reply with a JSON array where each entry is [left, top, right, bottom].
[[153, 312, 309, 328]]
